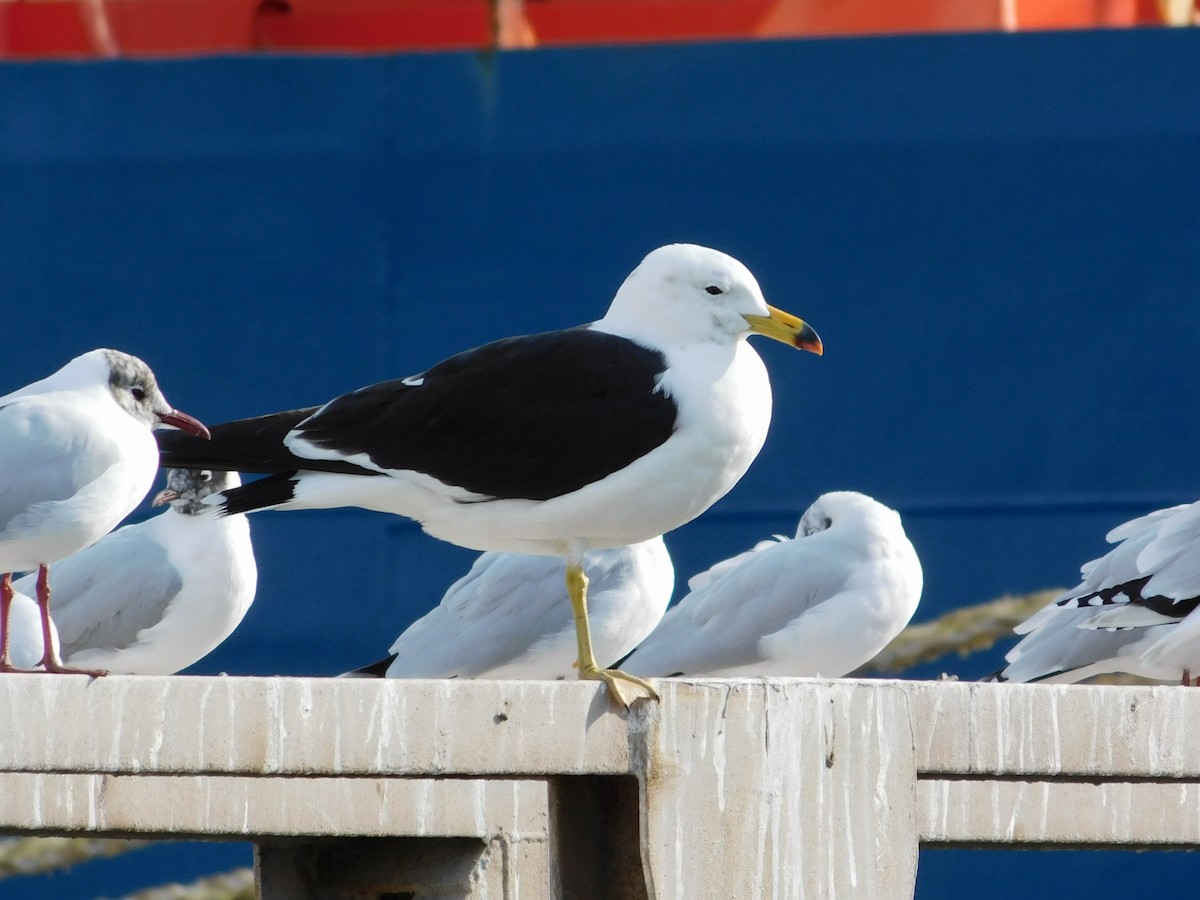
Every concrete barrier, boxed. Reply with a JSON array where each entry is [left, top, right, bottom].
[[1, 676, 1197, 897]]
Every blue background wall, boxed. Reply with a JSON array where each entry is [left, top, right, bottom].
[[2, 27, 1199, 897]]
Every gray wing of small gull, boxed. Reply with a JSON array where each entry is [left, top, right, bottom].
[[1000, 605, 1176, 682], [685, 538, 781, 592], [626, 535, 851, 675], [0, 400, 118, 537], [388, 551, 577, 676], [17, 527, 182, 655], [1001, 502, 1200, 682]]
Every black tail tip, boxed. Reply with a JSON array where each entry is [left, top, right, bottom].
[[219, 472, 300, 516], [339, 654, 398, 678]]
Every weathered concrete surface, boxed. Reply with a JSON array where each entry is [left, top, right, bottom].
[[918, 779, 1200, 846], [909, 680, 1200, 777], [0, 676, 632, 776], [638, 681, 918, 900], [0, 773, 547, 840], [3, 676, 1200, 898]]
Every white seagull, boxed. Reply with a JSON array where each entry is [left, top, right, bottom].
[[0, 349, 210, 674], [990, 501, 1200, 684], [157, 243, 822, 704], [14, 468, 256, 675], [622, 492, 923, 677], [348, 538, 673, 679]]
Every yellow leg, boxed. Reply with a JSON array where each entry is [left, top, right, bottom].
[[568, 562, 659, 707]]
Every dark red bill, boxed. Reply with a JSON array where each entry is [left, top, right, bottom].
[[158, 409, 211, 440]]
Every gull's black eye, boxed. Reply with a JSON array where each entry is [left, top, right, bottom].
[[199, 470, 213, 482], [705, 285, 724, 296], [130, 386, 146, 402]]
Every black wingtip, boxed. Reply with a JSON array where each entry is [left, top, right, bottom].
[[341, 654, 398, 678], [219, 472, 300, 516], [156, 407, 334, 475]]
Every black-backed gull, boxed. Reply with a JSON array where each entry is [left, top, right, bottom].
[[158, 243, 821, 704]]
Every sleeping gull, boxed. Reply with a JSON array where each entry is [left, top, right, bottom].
[[623, 492, 922, 677], [988, 501, 1200, 684], [157, 243, 822, 705], [0, 349, 209, 674], [15, 468, 256, 675], [347, 537, 673, 679]]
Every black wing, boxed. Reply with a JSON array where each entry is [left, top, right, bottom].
[[295, 327, 677, 501], [156, 407, 377, 476]]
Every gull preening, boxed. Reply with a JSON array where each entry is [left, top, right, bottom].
[[0, 349, 209, 674], [158, 243, 822, 705], [623, 492, 922, 678], [16, 468, 256, 675]]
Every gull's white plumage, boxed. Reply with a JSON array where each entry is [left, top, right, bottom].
[[0, 349, 208, 672], [996, 500, 1200, 683], [0, 350, 201, 571], [623, 492, 922, 677], [16, 469, 256, 675], [373, 538, 673, 678]]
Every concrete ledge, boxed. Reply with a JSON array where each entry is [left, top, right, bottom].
[[0, 773, 547, 840], [918, 779, 1200, 846], [2, 676, 1198, 898], [912, 681, 1200, 777]]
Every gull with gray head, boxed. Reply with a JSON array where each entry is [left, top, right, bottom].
[[0, 349, 210, 674]]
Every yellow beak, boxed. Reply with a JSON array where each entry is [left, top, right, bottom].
[[744, 305, 823, 355]]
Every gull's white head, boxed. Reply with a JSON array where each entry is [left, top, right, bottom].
[[797, 491, 903, 538], [597, 244, 822, 353], [98, 349, 212, 439], [1, 348, 211, 440]]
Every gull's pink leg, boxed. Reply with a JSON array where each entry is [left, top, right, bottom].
[[0, 572, 39, 673], [1183, 669, 1193, 687], [0, 573, 19, 672], [36, 564, 105, 677]]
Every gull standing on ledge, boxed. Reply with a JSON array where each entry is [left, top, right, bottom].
[[157, 243, 822, 705], [15, 468, 256, 675], [346, 537, 673, 679], [0, 349, 210, 674], [623, 492, 923, 677], [988, 501, 1200, 684]]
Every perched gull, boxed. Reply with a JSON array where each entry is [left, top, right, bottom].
[[622, 492, 923, 677], [14, 468, 256, 675], [989, 501, 1200, 684], [158, 243, 822, 704], [0, 349, 210, 674], [348, 538, 673, 679], [6, 590, 58, 671]]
